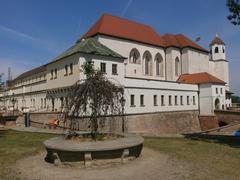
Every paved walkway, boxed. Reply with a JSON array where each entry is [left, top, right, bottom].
[[16, 148, 209, 180], [11, 126, 67, 134]]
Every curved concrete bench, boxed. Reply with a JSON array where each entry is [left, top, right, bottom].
[[44, 133, 144, 166]]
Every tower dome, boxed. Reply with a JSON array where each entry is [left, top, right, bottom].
[[210, 34, 225, 46], [210, 34, 226, 60]]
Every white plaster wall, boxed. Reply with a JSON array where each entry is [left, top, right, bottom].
[[79, 54, 125, 86], [96, 35, 166, 81], [211, 44, 226, 60], [214, 61, 229, 89], [199, 84, 213, 115], [209, 61, 215, 75], [124, 78, 199, 114], [46, 54, 80, 90], [181, 49, 189, 74], [186, 49, 209, 74], [165, 47, 181, 81], [199, 84, 226, 115]]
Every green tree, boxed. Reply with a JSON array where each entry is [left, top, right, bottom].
[[66, 61, 125, 140], [227, 0, 240, 25], [231, 96, 240, 103]]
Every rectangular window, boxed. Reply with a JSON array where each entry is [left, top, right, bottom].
[[64, 65, 68, 76], [180, 96, 183, 105], [220, 88, 223, 94], [187, 96, 190, 105], [140, 95, 144, 106], [153, 95, 157, 106], [169, 95, 172, 106], [112, 64, 117, 75], [54, 68, 57, 79], [100, 62, 106, 73], [41, 98, 43, 108], [193, 96, 196, 105], [161, 95, 164, 106], [216, 88, 218, 94], [44, 98, 46, 108], [175, 95, 178, 105], [130, 95, 135, 107], [51, 70, 54, 80], [69, 63, 73, 75]]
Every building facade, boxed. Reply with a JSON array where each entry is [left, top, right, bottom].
[[0, 14, 231, 117]]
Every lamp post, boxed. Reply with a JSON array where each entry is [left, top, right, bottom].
[[11, 95, 16, 115], [120, 95, 126, 133]]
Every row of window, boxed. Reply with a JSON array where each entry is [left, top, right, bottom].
[[213, 46, 225, 54], [15, 74, 46, 87], [216, 87, 223, 94], [100, 62, 118, 75], [129, 48, 181, 76], [130, 94, 196, 107], [50, 63, 73, 80], [64, 63, 73, 76]]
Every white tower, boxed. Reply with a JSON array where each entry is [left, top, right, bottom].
[[210, 34, 226, 60], [210, 34, 229, 90]]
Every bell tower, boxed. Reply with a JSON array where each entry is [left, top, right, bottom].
[[209, 34, 229, 90], [210, 34, 226, 60]]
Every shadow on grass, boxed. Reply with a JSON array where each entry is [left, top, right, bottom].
[[183, 133, 240, 148]]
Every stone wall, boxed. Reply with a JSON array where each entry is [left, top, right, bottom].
[[22, 110, 201, 135], [198, 115, 218, 131], [215, 110, 240, 124], [126, 110, 201, 135]]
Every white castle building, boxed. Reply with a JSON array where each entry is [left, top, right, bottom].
[[0, 14, 232, 119]]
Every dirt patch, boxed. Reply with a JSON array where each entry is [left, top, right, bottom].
[[15, 147, 210, 180]]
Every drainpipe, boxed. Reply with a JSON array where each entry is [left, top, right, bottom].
[[180, 49, 183, 75], [198, 84, 200, 116], [164, 49, 167, 80]]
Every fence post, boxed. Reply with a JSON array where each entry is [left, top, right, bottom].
[[24, 112, 30, 127]]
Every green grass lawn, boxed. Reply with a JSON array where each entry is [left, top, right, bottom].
[[144, 136, 240, 179], [0, 130, 240, 180], [0, 130, 55, 180]]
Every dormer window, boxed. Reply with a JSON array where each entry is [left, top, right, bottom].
[[64, 65, 68, 76], [69, 63, 73, 75], [51, 70, 54, 80], [214, 47, 219, 53]]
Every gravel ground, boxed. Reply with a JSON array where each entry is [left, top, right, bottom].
[[15, 147, 207, 180]]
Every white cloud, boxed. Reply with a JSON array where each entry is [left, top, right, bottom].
[[0, 24, 59, 54], [0, 24, 43, 44], [121, 0, 133, 17], [0, 57, 40, 82]]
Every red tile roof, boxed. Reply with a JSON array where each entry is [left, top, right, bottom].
[[81, 14, 208, 53], [177, 72, 226, 85], [210, 36, 225, 46], [82, 14, 166, 47], [162, 33, 208, 52]]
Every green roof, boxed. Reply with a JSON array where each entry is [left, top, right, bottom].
[[52, 38, 125, 62]]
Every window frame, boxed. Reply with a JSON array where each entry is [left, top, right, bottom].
[[130, 94, 135, 107], [112, 64, 118, 75], [140, 94, 145, 107], [100, 62, 106, 73]]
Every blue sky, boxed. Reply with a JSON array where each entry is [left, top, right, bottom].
[[0, 0, 239, 95]]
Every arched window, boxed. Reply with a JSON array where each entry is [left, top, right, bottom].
[[129, 48, 140, 64], [155, 53, 164, 77], [214, 47, 219, 53], [143, 51, 152, 75], [222, 47, 225, 53], [175, 57, 180, 76]]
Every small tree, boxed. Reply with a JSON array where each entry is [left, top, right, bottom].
[[227, 0, 240, 25], [65, 61, 125, 139]]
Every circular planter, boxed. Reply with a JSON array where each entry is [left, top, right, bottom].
[[44, 133, 144, 166]]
